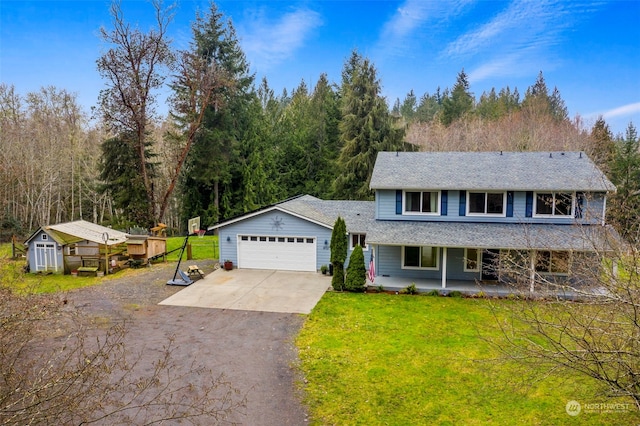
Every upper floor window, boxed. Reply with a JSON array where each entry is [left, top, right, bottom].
[[403, 246, 439, 270], [41, 234, 48, 241], [404, 191, 440, 215], [534, 192, 573, 216], [350, 233, 368, 251], [467, 192, 506, 216]]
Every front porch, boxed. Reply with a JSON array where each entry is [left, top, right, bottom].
[[368, 276, 594, 300]]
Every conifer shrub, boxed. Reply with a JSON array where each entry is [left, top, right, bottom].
[[344, 245, 366, 292]]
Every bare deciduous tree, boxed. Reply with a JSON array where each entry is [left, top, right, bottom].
[[0, 286, 245, 424], [486, 226, 640, 409], [97, 0, 174, 227]]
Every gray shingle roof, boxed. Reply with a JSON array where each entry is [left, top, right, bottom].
[[366, 220, 619, 251], [279, 195, 375, 233], [369, 151, 616, 192]]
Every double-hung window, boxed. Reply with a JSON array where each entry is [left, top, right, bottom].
[[403, 246, 439, 269], [404, 191, 440, 215], [467, 192, 506, 216], [534, 192, 574, 216], [350, 233, 368, 250]]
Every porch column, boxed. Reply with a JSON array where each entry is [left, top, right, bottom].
[[441, 247, 448, 289], [529, 250, 536, 293]]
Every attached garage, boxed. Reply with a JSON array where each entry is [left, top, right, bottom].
[[209, 195, 374, 273], [238, 235, 316, 271]]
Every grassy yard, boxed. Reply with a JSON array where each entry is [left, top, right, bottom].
[[0, 236, 218, 294], [296, 292, 639, 425]]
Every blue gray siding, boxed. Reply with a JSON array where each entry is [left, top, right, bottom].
[[375, 245, 481, 281], [375, 189, 605, 225], [219, 210, 332, 270]]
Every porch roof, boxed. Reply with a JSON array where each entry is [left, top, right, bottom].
[[366, 221, 621, 251]]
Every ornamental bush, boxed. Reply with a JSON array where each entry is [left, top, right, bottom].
[[345, 245, 366, 292]]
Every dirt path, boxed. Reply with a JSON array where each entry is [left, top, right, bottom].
[[65, 261, 309, 425]]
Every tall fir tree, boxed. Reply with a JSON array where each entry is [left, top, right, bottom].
[[441, 69, 474, 126], [179, 2, 255, 225], [589, 116, 615, 174], [333, 50, 409, 200]]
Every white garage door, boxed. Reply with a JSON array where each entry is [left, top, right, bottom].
[[237, 235, 316, 272]]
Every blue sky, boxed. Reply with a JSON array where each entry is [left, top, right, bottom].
[[1, 0, 639, 135]]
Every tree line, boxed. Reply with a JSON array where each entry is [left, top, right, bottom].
[[1, 0, 637, 242]]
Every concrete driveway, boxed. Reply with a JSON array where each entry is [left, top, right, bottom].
[[159, 269, 331, 314]]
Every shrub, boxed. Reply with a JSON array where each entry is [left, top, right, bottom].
[[331, 263, 344, 291], [344, 245, 366, 292], [448, 290, 464, 298], [400, 283, 418, 295], [425, 289, 441, 297]]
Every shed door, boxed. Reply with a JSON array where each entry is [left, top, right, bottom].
[[237, 235, 316, 272], [35, 243, 57, 271]]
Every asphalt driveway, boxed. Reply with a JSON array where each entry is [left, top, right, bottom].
[[159, 269, 331, 314]]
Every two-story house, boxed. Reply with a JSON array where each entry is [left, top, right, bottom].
[[210, 151, 618, 293]]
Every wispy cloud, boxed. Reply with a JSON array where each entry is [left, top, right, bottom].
[[446, 0, 605, 83], [240, 7, 322, 70], [600, 102, 640, 119], [376, 0, 473, 57]]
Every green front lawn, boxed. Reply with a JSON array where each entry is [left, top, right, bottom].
[[296, 293, 639, 425]]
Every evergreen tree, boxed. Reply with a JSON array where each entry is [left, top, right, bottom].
[[99, 135, 155, 226], [589, 116, 615, 173], [344, 244, 366, 292], [178, 3, 256, 225], [522, 71, 567, 122], [415, 89, 442, 123], [400, 90, 417, 122], [330, 217, 347, 291], [441, 69, 474, 126], [333, 50, 409, 200], [608, 123, 640, 243]]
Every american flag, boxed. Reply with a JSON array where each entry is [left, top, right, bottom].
[[368, 251, 375, 283]]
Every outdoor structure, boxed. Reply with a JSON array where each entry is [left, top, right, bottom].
[[24, 220, 128, 275], [210, 151, 619, 292], [126, 235, 167, 264]]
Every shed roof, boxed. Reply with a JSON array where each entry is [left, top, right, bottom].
[[26, 220, 129, 246], [369, 151, 616, 192]]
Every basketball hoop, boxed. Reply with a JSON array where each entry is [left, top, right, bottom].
[[196, 229, 206, 239]]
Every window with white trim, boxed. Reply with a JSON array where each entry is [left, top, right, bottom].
[[42, 234, 48, 241], [467, 192, 506, 216], [534, 192, 574, 216], [464, 248, 481, 272], [404, 191, 440, 215], [535, 250, 570, 274], [350, 233, 368, 250], [403, 246, 439, 269]]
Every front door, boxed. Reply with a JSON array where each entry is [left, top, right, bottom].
[[481, 249, 500, 281], [35, 243, 57, 271]]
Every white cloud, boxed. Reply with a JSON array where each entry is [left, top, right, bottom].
[[376, 0, 473, 56], [448, 0, 603, 83], [240, 7, 322, 70], [601, 102, 640, 119]]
